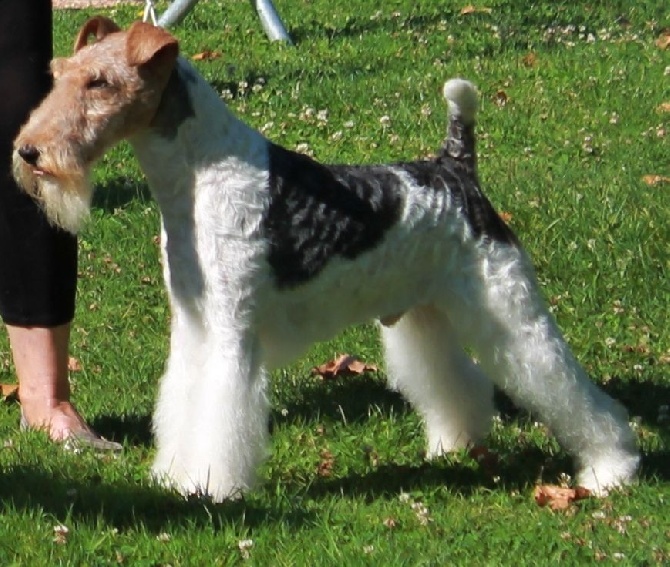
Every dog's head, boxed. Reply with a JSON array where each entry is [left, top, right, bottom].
[[12, 17, 179, 233]]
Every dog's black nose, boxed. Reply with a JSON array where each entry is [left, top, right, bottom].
[[18, 144, 41, 166]]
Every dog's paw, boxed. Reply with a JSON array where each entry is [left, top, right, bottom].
[[425, 433, 474, 459], [151, 460, 251, 503], [575, 452, 640, 496]]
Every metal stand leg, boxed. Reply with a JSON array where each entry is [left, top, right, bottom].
[[157, 0, 292, 43], [157, 0, 200, 27], [251, 0, 292, 43]]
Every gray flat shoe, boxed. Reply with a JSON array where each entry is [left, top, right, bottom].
[[20, 411, 122, 453]]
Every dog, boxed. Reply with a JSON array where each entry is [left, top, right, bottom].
[[13, 17, 639, 501]]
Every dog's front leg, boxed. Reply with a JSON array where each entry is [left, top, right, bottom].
[[152, 318, 268, 502]]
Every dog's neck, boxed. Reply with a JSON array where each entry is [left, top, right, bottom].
[[129, 58, 267, 201]]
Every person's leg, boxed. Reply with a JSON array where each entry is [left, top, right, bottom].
[[0, 0, 119, 449], [8, 324, 89, 440], [10, 323, 121, 450]]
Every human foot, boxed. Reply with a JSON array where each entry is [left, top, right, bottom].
[[19, 401, 122, 452]]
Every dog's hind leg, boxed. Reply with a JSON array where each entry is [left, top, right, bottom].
[[449, 243, 639, 494], [381, 306, 494, 456]]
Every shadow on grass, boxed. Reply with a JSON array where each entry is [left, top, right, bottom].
[[91, 178, 152, 213], [90, 413, 154, 448], [3, 372, 667, 530], [303, 452, 553, 502], [272, 375, 410, 428], [0, 465, 314, 531], [41, 364, 664, 524], [602, 376, 670, 427], [273, 373, 670, 487], [603, 376, 670, 484]]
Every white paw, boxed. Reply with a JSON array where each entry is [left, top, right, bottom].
[[575, 452, 639, 496], [151, 459, 251, 503], [425, 432, 474, 458]]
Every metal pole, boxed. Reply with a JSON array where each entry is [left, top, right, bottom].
[[251, 0, 292, 43], [157, 0, 200, 28], [157, 0, 292, 44]]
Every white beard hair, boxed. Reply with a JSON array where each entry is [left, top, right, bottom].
[[37, 176, 93, 234]]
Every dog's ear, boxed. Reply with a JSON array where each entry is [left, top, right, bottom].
[[126, 22, 179, 74], [74, 17, 121, 52]]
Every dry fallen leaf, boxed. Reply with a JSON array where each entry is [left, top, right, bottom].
[[522, 52, 538, 67], [655, 30, 670, 50], [534, 484, 591, 510], [192, 50, 221, 62], [493, 89, 509, 107], [312, 354, 378, 380], [383, 517, 398, 529], [460, 5, 492, 15], [499, 211, 513, 223], [317, 449, 335, 477], [657, 102, 670, 113], [68, 356, 83, 372], [1, 383, 19, 402], [642, 174, 670, 186]]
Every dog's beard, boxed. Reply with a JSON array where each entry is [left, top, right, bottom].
[[38, 176, 93, 234], [12, 155, 92, 235]]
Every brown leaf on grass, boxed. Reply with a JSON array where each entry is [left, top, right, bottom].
[[499, 211, 513, 223], [621, 343, 651, 355], [642, 174, 670, 186], [191, 50, 221, 61], [460, 5, 492, 15], [68, 356, 83, 372], [657, 102, 670, 113], [493, 89, 509, 107], [655, 29, 670, 50], [317, 449, 335, 477], [533, 485, 591, 510], [383, 516, 398, 529], [522, 52, 538, 67], [311, 354, 378, 380], [1, 383, 19, 402]]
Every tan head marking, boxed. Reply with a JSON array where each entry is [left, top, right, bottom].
[[126, 22, 179, 75]]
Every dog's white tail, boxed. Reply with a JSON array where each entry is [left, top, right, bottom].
[[443, 79, 478, 125]]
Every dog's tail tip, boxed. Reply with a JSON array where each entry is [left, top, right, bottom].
[[443, 78, 478, 125]]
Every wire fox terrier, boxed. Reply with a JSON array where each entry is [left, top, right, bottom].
[[13, 17, 638, 501]]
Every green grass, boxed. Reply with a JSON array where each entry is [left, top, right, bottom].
[[1, 0, 668, 564]]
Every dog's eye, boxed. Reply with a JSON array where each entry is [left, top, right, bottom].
[[87, 77, 110, 89]]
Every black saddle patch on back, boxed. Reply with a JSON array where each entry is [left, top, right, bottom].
[[399, 158, 518, 246], [263, 144, 403, 288], [262, 140, 517, 289]]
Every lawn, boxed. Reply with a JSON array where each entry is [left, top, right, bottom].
[[0, 0, 668, 564]]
